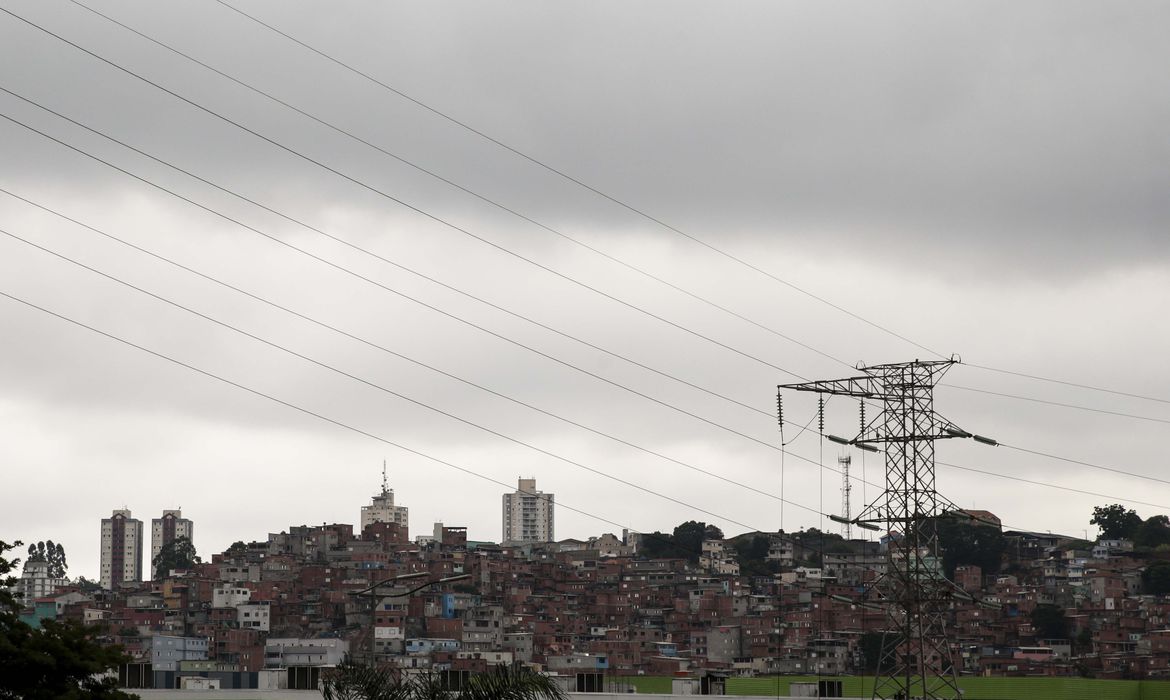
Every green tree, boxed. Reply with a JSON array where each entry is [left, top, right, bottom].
[[72, 576, 102, 594], [152, 536, 200, 576], [935, 518, 1007, 579], [1090, 504, 1142, 540], [857, 631, 887, 673], [635, 531, 675, 560], [733, 535, 777, 577], [323, 660, 566, 700], [1031, 604, 1069, 640], [0, 539, 138, 700], [1135, 516, 1170, 549], [638, 521, 722, 563], [25, 541, 68, 579], [1075, 627, 1093, 654], [47, 541, 67, 579], [671, 521, 710, 563], [1143, 561, 1170, 595]]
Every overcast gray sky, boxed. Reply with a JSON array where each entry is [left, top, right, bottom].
[[2, 0, 1169, 579]]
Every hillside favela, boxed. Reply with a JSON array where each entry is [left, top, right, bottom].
[[2, 2, 1167, 700], [8, 471, 1170, 699]]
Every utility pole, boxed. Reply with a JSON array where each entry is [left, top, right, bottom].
[[780, 358, 978, 700]]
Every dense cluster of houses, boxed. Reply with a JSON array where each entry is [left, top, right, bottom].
[[14, 513, 1170, 691]]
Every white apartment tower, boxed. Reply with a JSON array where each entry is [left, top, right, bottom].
[[360, 463, 409, 535], [502, 478, 554, 544], [151, 509, 194, 579], [100, 508, 143, 590]]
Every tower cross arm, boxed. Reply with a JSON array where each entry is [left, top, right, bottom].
[[778, 375, 881, 399]]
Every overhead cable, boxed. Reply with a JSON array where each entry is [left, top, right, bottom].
[[0, 226, 773, 533], [0, 7, 809, 381], [0, 187, 824, 516], [211, 0, 943, 360], [64, 0, 851, 372]]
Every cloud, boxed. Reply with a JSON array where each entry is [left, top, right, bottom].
[[1, 0, 1168, 578]]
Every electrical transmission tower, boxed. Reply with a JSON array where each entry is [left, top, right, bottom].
[[838, 455, 853, 540], [779, 358, 974, 700]]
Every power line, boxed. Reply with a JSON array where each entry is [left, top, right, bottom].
[[0, 7, 809, 382], [941, 383, 1170, 426], [936, 460, 1170, 512], [0, 9, 1095, 564], [1, 16, 1133, 532], [966, 362, 1170, 407], [0, 287, 722, 546], [0, 225, 772, 534], [0, 108, 790, 457], [0, 229, 1085, 544], [212, 0, 944, 361], [0, 105, 875, 503], [11, 10, 1141, 488], [208, 1, 1170, 413], [850, 393, 1170, 493], [794, 393, 1170, 531], [0, 185, 827, 519], [0, 283, 897, 566], [64, 0, 852, 373], [1000, 443, 1170, 488], [0, 84, 767, 418]]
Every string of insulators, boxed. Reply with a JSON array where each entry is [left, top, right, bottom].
[[776, 392, 783, 427], [859, 400, 865, 435], [817, 396, 825, 434]]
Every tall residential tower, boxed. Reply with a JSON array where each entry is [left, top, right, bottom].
[[151, 509, 194, 578], [502, 478, 554, 545], [100, 508, 143, 590]]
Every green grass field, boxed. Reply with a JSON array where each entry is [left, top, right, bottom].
[[620, 675, 1170, 699]]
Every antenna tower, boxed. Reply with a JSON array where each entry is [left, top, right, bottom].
[[779, 358, 968, 700], [381, 460, 389, 496], [838, 454, 852, 540]]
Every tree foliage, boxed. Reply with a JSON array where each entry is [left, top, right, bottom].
[[857, 631, 887, 673], [0, 539, 137, 700], [1135, 515, 1170, 550], [152, 536, 200, 576], [787, 528, 853, 568], [732, 535, 781, 577], [935, 518, 1007, 579], [1091, 504, 1142, 540], [637, 521, 723, 563], [25, 541, 67, 579], [1031, 604, 1069, 640], [1143, 561, 1170, 596]]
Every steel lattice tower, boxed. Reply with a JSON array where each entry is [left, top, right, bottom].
[[838, 455, 853, 540], [780, 359, 967, 700]]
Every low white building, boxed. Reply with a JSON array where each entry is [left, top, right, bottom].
[[212, 585, 251, 608], [237, 601, 271, 631], [264, 638, 349, 668], [150, 635, 209, 672]]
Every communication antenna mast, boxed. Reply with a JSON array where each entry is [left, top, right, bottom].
[[838, 455, 853, 540], [382, 460, 389, 496], [779, 358, 991, 700]]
